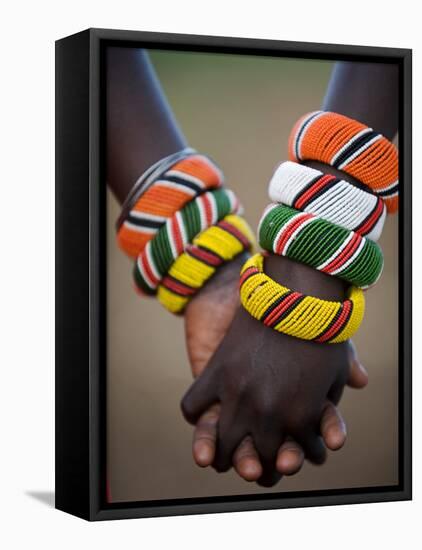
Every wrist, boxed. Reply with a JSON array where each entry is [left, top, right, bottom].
[[264, 254, 346, 302], [185, 252, 250, 378]]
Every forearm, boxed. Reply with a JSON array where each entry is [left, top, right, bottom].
[[268, 61, 398, 296], [106, 48, 187, 204], [322, 61, 399, 140], [107, 48, 251, 323]]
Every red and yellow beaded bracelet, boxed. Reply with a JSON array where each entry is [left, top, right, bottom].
[[239, 253, 365, 344], [157, 214, 255, 313]]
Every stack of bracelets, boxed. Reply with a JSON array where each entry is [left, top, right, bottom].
[[239, 111, 399, 344], [116, 112, 398, 342], [116, 148, 255, 314]]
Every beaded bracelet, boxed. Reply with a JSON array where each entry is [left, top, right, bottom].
[[268, 161, 386, 241], [288, 111, 398, 213], [117, 148, 196, 227], [157, 215, 255, 314], [239, 253, 365, 343], [258, 203, 383, 288], [117, 151, 224, 258], [133, 188, 242, 295]]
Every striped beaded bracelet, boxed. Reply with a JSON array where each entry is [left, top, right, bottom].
[[117, 150, 224, 258], [133, 188, 242, 295], [239, 253, 365, 344], [157, 214, 255, 314], [288, 111, 398, 213], [268, 161, 386, 241], [258, 203, 383, 288]]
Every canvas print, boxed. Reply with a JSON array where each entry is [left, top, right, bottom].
[[105, 45, 400, 503]]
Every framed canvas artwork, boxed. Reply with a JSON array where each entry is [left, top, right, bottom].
[[55, 28, 412, 520]]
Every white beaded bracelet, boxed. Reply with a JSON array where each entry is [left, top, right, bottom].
[[268, 161, 386, 241]]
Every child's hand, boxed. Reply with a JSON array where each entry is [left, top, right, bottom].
[[184, 254, 247, 377], [182, 306, 351, 471], [182, 254, 368, 483], [188, 340, 367, 484]]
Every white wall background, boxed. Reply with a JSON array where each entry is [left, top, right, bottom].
[[0, 1, 419, 548]]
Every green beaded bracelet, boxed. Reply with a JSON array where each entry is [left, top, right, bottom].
[[134, 188, 242, 294], [258, 203, 384, 288]]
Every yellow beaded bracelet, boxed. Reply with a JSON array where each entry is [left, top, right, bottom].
[[239, 253, 365, 343], [157, 215, 255, 313]]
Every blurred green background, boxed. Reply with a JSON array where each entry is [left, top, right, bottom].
[[107, 49, 398, 502]]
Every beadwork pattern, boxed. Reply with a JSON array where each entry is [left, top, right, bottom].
[[239, 253, 365, 343], [268, 161, 386, 241], [117, 154, 224, 258], [258, 203, 384, 288], [157, 215, 255, 313], [288, 111, 398, 213], [133, 188, 242, 294]]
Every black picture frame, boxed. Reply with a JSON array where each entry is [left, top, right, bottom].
[[55, 28, 412, 521]]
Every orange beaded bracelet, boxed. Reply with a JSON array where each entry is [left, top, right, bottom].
[[288, 111, 398, 213], [116, 152, 224, 258]]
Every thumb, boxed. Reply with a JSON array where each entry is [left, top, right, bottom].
[[181, 364, 219, 424], [346, 340, 369, 389]]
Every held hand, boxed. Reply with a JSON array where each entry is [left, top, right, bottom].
[[190, 340, 367, 482], [182, 308, 366, 484], [183, 254, 368, 485], [184, 254, 247, 377], [182, 306, 352, 472]]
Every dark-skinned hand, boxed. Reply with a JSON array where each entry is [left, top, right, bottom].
[[184, 254, 368, 485]]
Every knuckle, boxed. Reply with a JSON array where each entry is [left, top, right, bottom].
[[224, 374, 247, 397], [180, 397, 195, 422], [200, 411, 219, 426], [194, 430, 215, 443]]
